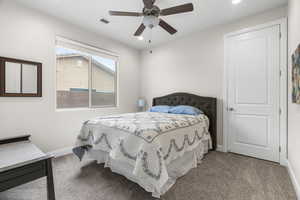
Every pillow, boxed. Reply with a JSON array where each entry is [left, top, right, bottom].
[[149, 105, 172, 113], [169, 105, 203, 116]]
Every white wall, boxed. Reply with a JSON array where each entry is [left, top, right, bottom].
[[0, 0, 140, 152], [288, 0, 300, 190], [140, 6, 287, 145]]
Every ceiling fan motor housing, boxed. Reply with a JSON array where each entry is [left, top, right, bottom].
[[143, 5, 160, 17]]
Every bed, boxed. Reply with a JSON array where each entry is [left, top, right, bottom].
[[74, 93, 217, 198]]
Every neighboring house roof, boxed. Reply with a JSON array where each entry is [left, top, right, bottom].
[[57, 54, 115, 75]]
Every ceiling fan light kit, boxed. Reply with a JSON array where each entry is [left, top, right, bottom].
[[143, 15, 160, 28], [109, 0, 194, 36]]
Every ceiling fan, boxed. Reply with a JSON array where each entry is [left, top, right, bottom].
[[109, 0, 194, 36]]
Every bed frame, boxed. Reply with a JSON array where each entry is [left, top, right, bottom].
[[152, 93, 217, 150]]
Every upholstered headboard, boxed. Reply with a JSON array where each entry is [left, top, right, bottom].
[[152, 93, 217, 150]]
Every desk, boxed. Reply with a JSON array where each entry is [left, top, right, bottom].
[[0, 135, 55, 200]]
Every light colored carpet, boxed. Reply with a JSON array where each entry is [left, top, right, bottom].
[[0, 152, 296, 200]]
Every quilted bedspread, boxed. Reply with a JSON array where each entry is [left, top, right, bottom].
[[76, 112, 211, 194]]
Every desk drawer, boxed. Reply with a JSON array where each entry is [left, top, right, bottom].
[[0, 160, 46, 183]]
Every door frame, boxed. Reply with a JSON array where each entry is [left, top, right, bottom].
[[223, 18, 288, 165]]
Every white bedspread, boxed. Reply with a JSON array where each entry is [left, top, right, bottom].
[[76, 112, 211, 196]]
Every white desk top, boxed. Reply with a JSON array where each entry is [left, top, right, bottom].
[[0, 141, 50, 172]]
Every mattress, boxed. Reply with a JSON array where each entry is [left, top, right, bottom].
[[75, 112, 212, 197]]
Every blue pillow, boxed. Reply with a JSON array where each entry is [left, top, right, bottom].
[[169, 105, 203, 116], [149, 105, 172, 113]]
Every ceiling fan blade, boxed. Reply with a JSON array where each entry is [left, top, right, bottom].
[[134, 24, 146, 36], [159, 19, 177, 35], [160, 3, 194, 16], [109, 11, 142, 17], [143, 0, 155, 9]]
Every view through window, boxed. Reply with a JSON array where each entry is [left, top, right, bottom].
[[56, 40, 117, 109]]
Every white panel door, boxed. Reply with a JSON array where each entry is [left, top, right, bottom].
[[227, 25, 280, 162]]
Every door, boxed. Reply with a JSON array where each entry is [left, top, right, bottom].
[[226, 25, 280, 162]]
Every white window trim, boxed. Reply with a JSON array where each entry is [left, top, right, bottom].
[[54, 36, 120, 111], [56, 36, 119, 58]]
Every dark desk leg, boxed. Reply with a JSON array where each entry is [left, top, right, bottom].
[[46, 158, 55, 200]]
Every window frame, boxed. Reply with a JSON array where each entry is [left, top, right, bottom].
[[55, 36, 119, 110]]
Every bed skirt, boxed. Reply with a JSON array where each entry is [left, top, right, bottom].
[[84, 139, 210, 198]]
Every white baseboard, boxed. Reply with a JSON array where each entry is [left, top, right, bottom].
[[287, 160, 300, 199], [280, 158, 288, 167], [217, 145, 224, 152], [49, 146, 73, 158]]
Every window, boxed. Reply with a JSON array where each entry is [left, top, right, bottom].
[[56, 38, 118, 109]]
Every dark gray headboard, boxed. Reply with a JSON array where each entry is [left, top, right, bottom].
[[152, 93, 217, 150]]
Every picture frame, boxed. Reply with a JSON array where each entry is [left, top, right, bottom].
[[0, 57, 42, 97], [292, 44, 300, 104]]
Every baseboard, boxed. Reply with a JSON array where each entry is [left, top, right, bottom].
[[217, 145, 224, 152], [280, 157, 288, 167], [287, 160, 300, 199], [48, 146, 73, 158]]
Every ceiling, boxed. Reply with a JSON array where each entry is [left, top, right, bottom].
[[14, 0, 287, 49]]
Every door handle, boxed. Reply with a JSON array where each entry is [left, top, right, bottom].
[[228, 107, 235, 111]]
